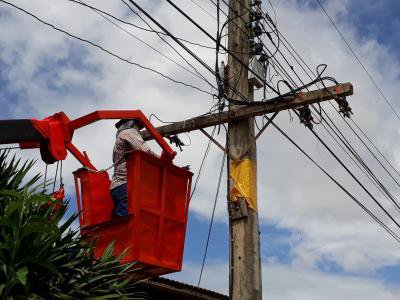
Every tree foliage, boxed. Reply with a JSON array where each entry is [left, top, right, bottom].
[[0, 151, 146, 299]]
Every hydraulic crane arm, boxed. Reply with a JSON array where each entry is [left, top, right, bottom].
[[0, 119, 47, 144], [0, 110, 176, 169]]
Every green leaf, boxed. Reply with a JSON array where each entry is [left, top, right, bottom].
[[19, 257, 58, 274], [20, 221, 58, 238], [0, 283, 5, 294], [4, 199, 23, 216], [16, 266, 28, 285]]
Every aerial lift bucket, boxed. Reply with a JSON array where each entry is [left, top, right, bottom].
[[74, 150, 192, 276], [0, 109, 193, 276]]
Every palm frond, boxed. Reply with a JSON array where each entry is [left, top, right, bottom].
[[0, 151, 148, 299]]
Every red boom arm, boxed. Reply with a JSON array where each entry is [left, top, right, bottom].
[[0, 110, 176, 170]]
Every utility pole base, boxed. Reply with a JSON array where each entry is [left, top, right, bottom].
[[231, 208, 262, 300]]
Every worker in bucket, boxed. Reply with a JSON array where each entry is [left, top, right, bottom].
[[110, 119, 156, 217]]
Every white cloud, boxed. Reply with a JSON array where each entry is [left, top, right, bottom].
[[169, 260, 400, 300], [2, 0, 400, 296]]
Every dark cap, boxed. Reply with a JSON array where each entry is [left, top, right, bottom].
[[115, 119, 144, 129], [115, 119, 134, 129]]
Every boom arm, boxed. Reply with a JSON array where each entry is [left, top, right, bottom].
[[0, 110, 176, 169]]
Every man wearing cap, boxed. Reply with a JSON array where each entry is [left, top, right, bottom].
[[110, 119, 156, 217]]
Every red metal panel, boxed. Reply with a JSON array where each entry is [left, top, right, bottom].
[[48, 121, 67, 161], [73, 169, 114, 228], [126, 151, 193, 272], [75, 151, 193, 276]]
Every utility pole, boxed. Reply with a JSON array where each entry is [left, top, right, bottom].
[[226, 0, 261, 299], [142, 80, 353, 297], [141, 0, 352, 298]]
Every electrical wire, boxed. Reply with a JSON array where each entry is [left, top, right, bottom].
[[263, 10, 400, 202], [315, 115, 395, 206], [121, 0, 218, 93], [303, 116, 400, 230], [78, 0, 215, 85], [0, 0, 213, 96], [349, 117, 400, 179], [268, 116, 400, 244], [265, 28, 400, 228], [315, 0, 400, 122], [125, 0, 253, 104], [67, 0, 216, 50], [164, 0, 281, 95], [125, 0, 336, 107], [323, 107, 400, 196], [323, 107, 400, 217], [315, 112, 400, 214], [273, 49, 400, 218], [190, 0, 218, 21], [211, 0, 330, 101], [123, 0, 222, 94], [190, 127, 217, 199], [258, 6, 400, 219], [198, 151, 226, 287]]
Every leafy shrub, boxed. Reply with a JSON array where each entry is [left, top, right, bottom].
[[0, 151, 146, 299]]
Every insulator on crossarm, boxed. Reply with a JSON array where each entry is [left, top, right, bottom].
[[251, 24, 263, 38], [258, 53, 269, 63], [249, 0, 262, 7], [250, 11, 263, 22], [249, 41, 263, 56]]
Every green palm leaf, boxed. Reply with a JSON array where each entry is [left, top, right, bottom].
[[0, 150, 148, 299]]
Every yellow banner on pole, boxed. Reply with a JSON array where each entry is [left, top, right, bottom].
[[229, 158, 257, 211]]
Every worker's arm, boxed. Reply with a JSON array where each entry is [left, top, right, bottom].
[[121, 129, 158, 157]]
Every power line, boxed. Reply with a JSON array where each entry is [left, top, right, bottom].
[[164, 0, 281, 95], [0, 0, 212, 96], [305, 118, 400, 231], [349, 117, 400, 180], [77, 0, 213, 85], [317, 115, 396, 207], [127, 0, 336, 107], [315, 0, 400, 122], [268, 29, 400, 217], [270, 51, 400, 229], [124, 0, 221, 91], [190, 127, 217, 199], [120, 0, 218, 93], [279, 54, 400, 222], [165, 0, 337, 103], [267, 116, 400, 244], [189, 0, 218, 21], [67, 0, 216, 50], [262, 9, 400, 197], [124, 0, 253, 104], [198, 151, 226, 287], [261, 7, 400, 209], [329, 105, 400, 192], [319, 110, 400, 214]]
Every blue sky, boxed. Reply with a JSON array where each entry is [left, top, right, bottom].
[[2, 0, 400, 298], [341, 0, 400, 58]]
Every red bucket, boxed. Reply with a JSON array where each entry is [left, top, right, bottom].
[[74, 150, 192, 276]]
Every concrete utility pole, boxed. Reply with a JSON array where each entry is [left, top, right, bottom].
[[226, 0, 261, 299], [142, 82, 353, 297]]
